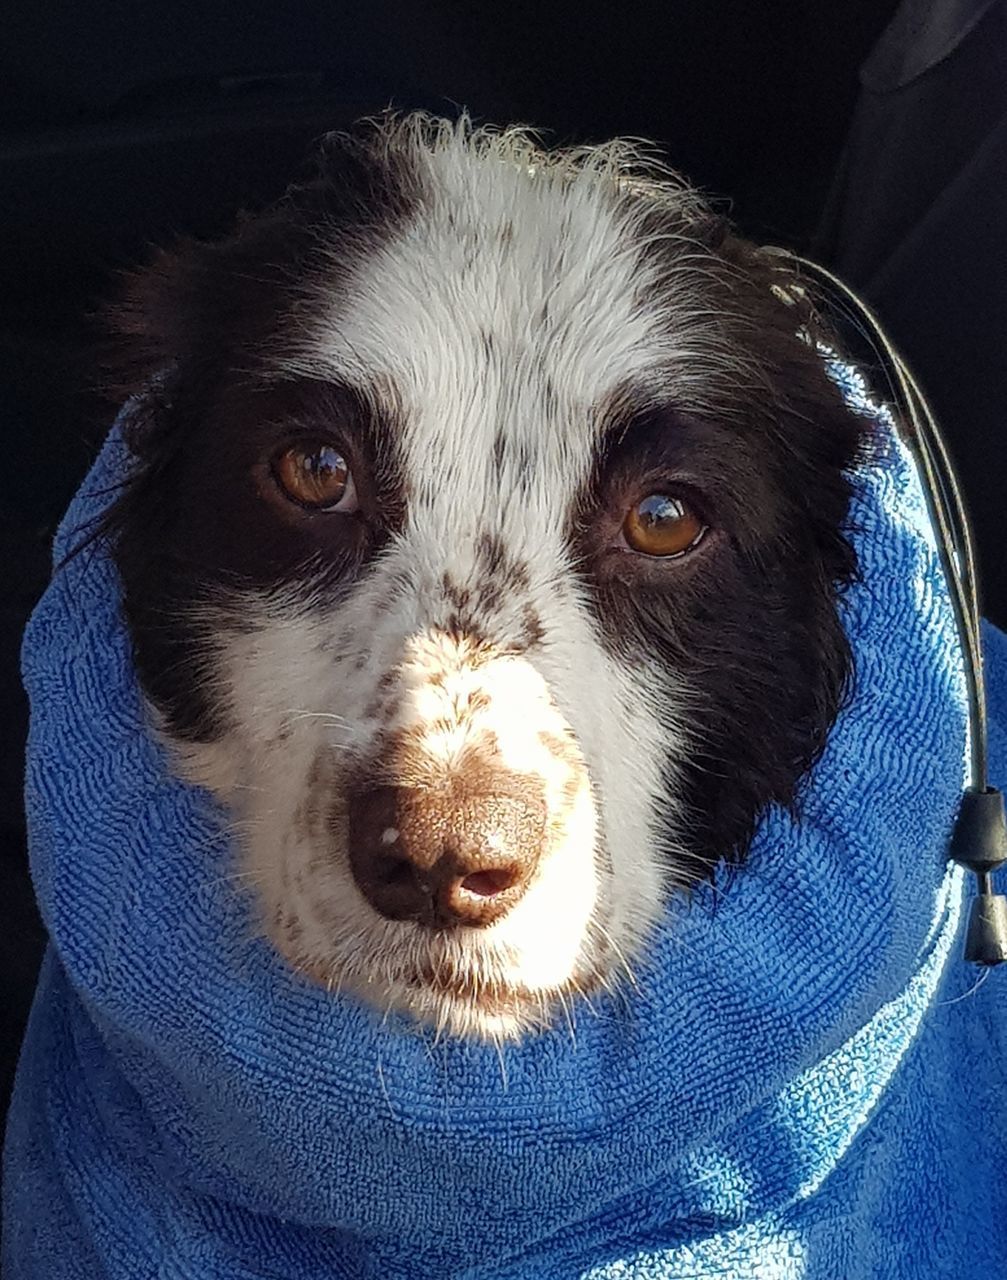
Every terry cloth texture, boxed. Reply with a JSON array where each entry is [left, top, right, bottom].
[[3, 366, 1007, 1278]]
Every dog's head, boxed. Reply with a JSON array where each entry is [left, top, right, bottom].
[[103, 114, 863, 1038]]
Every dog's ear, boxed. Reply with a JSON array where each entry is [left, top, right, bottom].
[[713, 231, 871, 582], [89, 221, 299, 739]]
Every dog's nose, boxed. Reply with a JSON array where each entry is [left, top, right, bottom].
[[348, 780, 546, 928]]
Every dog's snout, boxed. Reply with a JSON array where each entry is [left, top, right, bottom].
[[348, 779, 546, 928]]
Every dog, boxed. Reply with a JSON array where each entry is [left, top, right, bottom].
[[101, 112, 864, 1041]]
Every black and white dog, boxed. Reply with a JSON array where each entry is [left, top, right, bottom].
[[103, 113, 863, 1040]]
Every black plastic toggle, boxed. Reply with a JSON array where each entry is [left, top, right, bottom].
[[950, 788, 1007, 965], [964, 894, 1007, 966], [949, 787, 1007, 875]]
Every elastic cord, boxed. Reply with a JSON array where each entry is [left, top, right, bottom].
[[763, 250, 988, 791]]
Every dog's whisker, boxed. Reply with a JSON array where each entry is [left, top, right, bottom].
[[282, 709, 356, 728], [591, 921, 640, 991], [492, 1036, 510, 1091], [557, 989, 578, 1049], [375, 1052, 397, 1117], [202, 869, 269, 889]]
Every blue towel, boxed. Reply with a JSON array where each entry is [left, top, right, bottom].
[[4, 366, 1006, 1279]]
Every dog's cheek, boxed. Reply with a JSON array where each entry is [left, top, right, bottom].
[[588, 653, 686, 954], [153, 611, 343, 916]]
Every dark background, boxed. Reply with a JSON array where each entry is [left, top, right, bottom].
[[3, 0, 1004, 1124]]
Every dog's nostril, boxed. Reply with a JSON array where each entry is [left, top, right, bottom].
[[375, 856, 418, 889], [460, 867, 519, 898]]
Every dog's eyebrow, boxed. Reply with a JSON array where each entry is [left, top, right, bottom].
[[593, 382, 684, 459], [247, 376, 399, 452]]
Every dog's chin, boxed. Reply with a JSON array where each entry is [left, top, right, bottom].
[[279, 932, 601, 1042], [359, 971, 591, 1043]]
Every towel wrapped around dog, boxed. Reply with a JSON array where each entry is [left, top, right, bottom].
[[4, 366, 1007, 1278]]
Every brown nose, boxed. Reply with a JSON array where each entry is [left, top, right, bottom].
[[348, 778, 546, 928]]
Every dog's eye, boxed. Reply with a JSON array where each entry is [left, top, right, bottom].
[[272, 443, 358, 512], [623, 494, 706, 558]]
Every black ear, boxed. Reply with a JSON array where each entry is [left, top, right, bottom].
[[90, 214, 312, 743]]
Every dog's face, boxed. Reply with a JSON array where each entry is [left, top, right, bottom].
[[106, 116, 862, 1038]]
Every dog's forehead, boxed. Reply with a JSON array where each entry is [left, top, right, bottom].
[[297, 141, 673, 533]]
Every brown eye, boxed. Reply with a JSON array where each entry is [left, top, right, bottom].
[[273, 443, 357, 511], [623, 493, 706, 557]]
